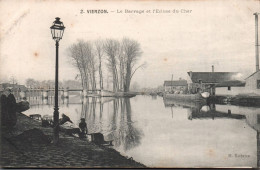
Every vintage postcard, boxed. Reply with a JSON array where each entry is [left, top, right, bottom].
[[0, 0, 260, 168]]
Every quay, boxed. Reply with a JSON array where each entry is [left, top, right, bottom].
[[0, 111, 145, 168], [209, 94, 260, 107]]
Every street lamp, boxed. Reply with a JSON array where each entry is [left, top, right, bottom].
[[50, 17, 65, 144]]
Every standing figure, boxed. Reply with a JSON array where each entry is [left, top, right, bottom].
[[79, 118, 88, 138], [1, 90, 8, 128], [7, 88, 17, 128]]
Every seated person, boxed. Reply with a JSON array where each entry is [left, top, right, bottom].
[[79, 118, 88, 138]]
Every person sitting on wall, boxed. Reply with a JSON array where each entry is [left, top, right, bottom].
[[79, 118, 88, 138]]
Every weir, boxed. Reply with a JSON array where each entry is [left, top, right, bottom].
[[5, 88, 135, 101]]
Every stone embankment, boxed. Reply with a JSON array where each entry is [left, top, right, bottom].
[[209, 94, 260, 107], [0, 112, 146, 168]]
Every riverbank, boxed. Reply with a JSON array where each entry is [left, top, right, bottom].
[[0, 112, 146, 168], [209, 93, 260, 107]]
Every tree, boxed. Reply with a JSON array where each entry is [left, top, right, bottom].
[[68, 38, 145, 93], [130, 81, 140, 91], [68, 43, 85, 89], [121, 38, 143, 92], [68, 40, 98, 90], [9, 76, 18, 87], [82, 41, 97, 90], [103, 39, 120, 92], [62, 80, 82, 89], [95, 40, 104, 89], [25, 78, 38, 88]]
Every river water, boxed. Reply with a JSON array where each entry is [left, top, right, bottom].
[[24, 95, 259, 167]]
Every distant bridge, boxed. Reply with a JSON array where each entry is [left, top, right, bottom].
[[16, 88, 116, 100]]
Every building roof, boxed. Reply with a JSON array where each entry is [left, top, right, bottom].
[[245, 70, 260, 80], [187, 72, 241, 84], [215, 80, 246, 87], [164, 80, 187, 86]]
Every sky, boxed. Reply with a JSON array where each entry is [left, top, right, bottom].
[[0, 0, 259, 88]]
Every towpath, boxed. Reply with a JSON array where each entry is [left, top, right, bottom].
[[0, 112, 145, 168]]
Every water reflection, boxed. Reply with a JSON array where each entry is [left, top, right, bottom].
[[164, 97, 260, 167], [26, 96, 143, 152], [77, 97, 143, 151], [24, 96, 259, 167], [190, 104, 246, 120], [164, 98, 248, 120]]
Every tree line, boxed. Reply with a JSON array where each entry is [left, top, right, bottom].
[[67, 38, 145, 92], [25, 79, 81, 89]]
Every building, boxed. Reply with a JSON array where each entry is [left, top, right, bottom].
[[215, 80, 246, 96], [242, 13, 260, 95], [0, 83, 27, 92], [163, 80, 187, 92], [244, 70, 260, 95], [187, 71, 244, 95]]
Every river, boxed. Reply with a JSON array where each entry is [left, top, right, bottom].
[[24, 95, 258, 167]]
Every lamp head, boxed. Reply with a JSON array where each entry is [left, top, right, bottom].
[[50, 17, 65, 42]]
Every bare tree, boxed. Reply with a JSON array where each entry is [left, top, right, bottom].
[[121, 38, 143, 92], [95, 40, 104, 89], [68, 43, 85, 88], [117, 44, 125, 91], [68, 38, 144, 93], [78, 40, 90, 90], [82, 41, 97, 90], [25, 78, 39, 88], [103, 39, 120, 92], [9, 76, 18, 87], [129, 62, 147, 85], [130, 81, 141, 91], [68, 39, 100, 92]]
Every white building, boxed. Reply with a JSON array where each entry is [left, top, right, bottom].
[[244, 70, 260, 95], [163, 80, 187, 92]]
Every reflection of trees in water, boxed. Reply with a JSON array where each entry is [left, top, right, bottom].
[[123, 98, 142, 151], [81, 98, 88, 119], [100, 100, 103, 119], [112, 98, 143, 151], [80, 98, 100, 133], [80, 97, 143, 151], [111, 99, 119, 132]]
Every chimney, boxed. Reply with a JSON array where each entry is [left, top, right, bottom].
[[212, 65, 214, 72], [254, 13, 259, 72]]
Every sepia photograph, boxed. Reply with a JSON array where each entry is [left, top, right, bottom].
[[0, 0, 260, 168]]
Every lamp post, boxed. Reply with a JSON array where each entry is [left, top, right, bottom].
[[50, 17, 65, 144]]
